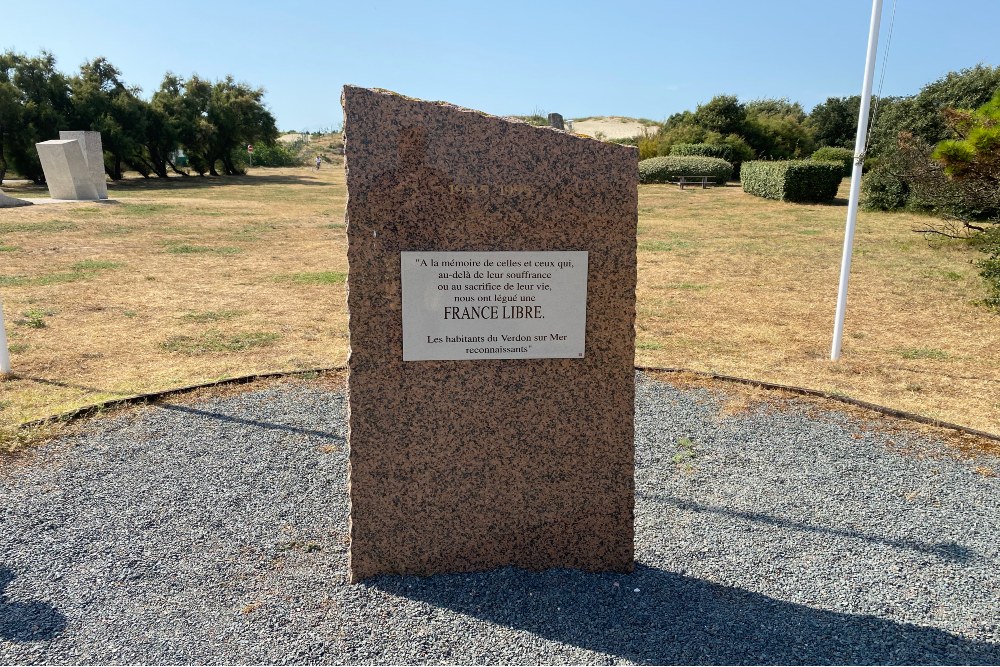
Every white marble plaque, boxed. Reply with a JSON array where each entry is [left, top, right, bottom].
[[401, 251, 588, 361]]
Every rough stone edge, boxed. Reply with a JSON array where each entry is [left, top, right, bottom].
[[342, 84, 639, 154]]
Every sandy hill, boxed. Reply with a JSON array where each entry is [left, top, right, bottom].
[[569, 117, 660, 140]]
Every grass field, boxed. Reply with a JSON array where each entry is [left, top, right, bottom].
[[1, 162, 999, 451]]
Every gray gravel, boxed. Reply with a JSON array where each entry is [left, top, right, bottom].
[[1, 373, 998, 665]]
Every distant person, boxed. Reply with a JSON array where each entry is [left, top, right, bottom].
[[315, 155, 322, 170]]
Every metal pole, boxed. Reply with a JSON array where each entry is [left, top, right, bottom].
[[0, 299, 11, 374], [832, 0, 884, 361]]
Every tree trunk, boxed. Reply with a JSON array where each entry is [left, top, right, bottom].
[[167, 160, 189, 177]]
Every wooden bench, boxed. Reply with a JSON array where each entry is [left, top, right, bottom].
[[673, 175, 715, 190]]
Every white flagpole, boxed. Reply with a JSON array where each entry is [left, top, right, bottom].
[[832, 0, 884, 361], [0, 299, 11, 374]]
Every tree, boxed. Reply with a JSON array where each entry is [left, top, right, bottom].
[[743, 98, 815, 159], [0, 52, 23, 182], [809, 96, 861, 149], [869, 65, 1000, 158], [204, 76, 278, 175], [153, 74, 277, 176], [691, 95, 746, 136], [932, 90, 1000, 185], [69, 58, 151, 179], [0, 51, 71, 183]]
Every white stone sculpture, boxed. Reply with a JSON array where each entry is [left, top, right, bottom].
[[0, 187, 32, 208], [59, 131, 107, 199], [35, 139, 100, 201]]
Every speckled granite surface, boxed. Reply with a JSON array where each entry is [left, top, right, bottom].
[[343, 86, 637, 582]]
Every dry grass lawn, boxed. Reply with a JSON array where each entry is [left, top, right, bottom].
[[1, 164, 998, 452]]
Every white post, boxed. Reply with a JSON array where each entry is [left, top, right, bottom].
[[0, 299, 11, 374], [832, 0, 884, 361]]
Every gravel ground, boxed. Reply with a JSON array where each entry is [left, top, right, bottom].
[[1, 373, 998, 665]]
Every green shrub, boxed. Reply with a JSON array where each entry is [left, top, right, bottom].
[[670, 139, 755, 176], [975, 225, 1000, 309], [670, 143, 729, 159], [638, 136, 659, 160], [638, 156, 733, 185], [740, 160, 842, 202], [248, 142, 302, 167], [861, 165, 910, 210], [811, 146, 855, 178]]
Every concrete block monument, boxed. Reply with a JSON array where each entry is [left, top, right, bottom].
[[59, 131, 108, 199], [343, 86, 637, 582], [0, 188, 32, 208], [35, 140, 100, 201]]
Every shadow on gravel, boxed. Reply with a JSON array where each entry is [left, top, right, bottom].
[[156, 403, 343, 442], [371, 564, 1000, 664], [644, 494, 979, 563], [0, 567, 66, 642]]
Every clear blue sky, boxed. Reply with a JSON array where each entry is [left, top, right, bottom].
[[4, 1, 999, 132]]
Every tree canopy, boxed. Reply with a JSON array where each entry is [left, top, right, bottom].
[[933, 90, 1000, 185], [0, 50, 278, 183]]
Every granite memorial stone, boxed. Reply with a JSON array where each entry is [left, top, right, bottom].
[[343, 86, 637, 582], [35, 139, 100, 201], [59, 131, 108, 199]]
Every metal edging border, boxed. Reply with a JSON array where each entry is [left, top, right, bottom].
[[16, 365, 1000, 444]]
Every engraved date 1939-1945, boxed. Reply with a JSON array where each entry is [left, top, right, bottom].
[[449, 184, 533, 196]]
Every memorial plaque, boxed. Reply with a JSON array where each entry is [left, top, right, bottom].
[[344, 86, 637, 582], [401, 250, 588, 360]]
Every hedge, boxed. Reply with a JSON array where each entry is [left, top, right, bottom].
[[740, 160, 842, 202], [638, 156, 733, 185], [670, 143, 729, 160], [811, 146, 855, 178]]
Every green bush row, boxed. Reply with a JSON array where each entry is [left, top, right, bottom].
[[246, 142, 302, 167], [638, 156, 733, 185], [740, 160, 842, 202], [670, 143, 729, 159], [811, 146, 855, 178]]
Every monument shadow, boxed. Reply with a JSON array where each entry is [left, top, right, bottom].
[[0, 566, 67, 642], [369, 563, 1000, 665]]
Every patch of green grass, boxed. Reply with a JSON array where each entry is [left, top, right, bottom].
[[119, 203, 174, 216], [639, 240, 692, 252], [6, 343, 28, 354], [667, 283, 710, 291], [941, 270, 964, 281], [898, 347, 949, 361], [797, 229, 822, 235], [0, 245, 18, 252], [123, 310, 137, 318], [322, 222, 345, 229], [636, 340, 663, 350], [0, 220, 76, 234], [160, 330, 280, 354], [672, 436, 698, 465], [181, 310, 245, 323], [0, 259, 121, 287], [191, 208, 225, 217], [276, 271, 346, 285], [15, 309, 53, 328], [233, 222, 277, 240], [1, 272, 79, 287], [165, 243, 241, 255], [99, 225, 136, 236], [71, 260, 121, 271]]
